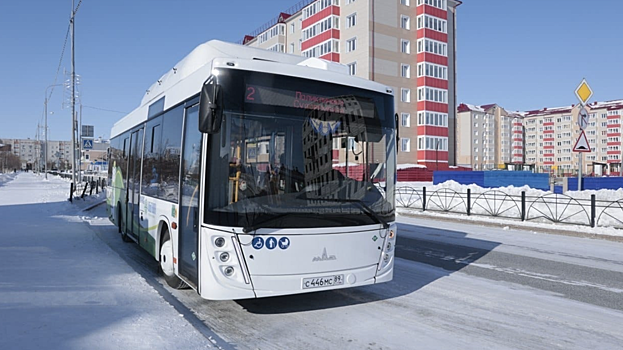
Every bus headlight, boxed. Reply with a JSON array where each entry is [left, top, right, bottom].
[[214, 237, 225, 248], [219, 252, 230, 262], [224, 266, 235, 276]]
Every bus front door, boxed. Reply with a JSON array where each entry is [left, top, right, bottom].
[[126, 128, 143, 240], [178, 105, 201, 289]]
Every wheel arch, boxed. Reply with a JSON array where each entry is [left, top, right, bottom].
[[155, 216, 171, 262]]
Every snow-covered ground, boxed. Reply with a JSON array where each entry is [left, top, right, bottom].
[[396, 180, 623, 237], [3, 173, 623, 350], [0, 173, 216, 350]]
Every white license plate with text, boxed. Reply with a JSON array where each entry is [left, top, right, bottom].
[[302, 275, 344, 289]]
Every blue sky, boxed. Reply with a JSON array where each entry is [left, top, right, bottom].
[[0, 0, 622, 140]]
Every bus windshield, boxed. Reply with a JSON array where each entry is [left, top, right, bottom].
[[204, 69, 396, 231]]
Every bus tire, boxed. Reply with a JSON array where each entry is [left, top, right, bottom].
[[118, 204, 132, 243], [160, 227, 187, 289]]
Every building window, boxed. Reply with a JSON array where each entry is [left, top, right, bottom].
[[346, 37, 357, 52], [401, 64, 410, 78], [401, 88, 411, 103], [302, 39, 339, 58], [401, 39, 410, 54], [347, 13, 357, 28], [347, 62, 357, 76], [416, 14, 447, 33], [290, 23, 295, 34], [417, 62, 447, 80], [401, 15, 410, 30], [401, 113, 411, 127], [417, 87, 448, 103], [417, 38, 448, 56], [401, 138, 411, 152], [289, 43, 294, 53], [401, 0, 410, 5]]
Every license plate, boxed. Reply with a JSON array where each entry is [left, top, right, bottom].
[[302, 275, 344, 289]]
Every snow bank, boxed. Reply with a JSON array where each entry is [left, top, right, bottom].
[[396, 180, 623, 233]]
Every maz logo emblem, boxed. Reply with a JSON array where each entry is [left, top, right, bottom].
[[312, 248, 337, 262]]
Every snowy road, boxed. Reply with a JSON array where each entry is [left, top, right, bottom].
[[87, 195, 623, 349], [3, 173, 623, 350]]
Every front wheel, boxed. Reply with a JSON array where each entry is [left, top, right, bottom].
[[160, 228, 187, 289]]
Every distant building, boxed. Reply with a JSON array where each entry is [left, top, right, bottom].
[[457, 99, 623, 176], [241, 0, 461, 168], [456, 103, 524, 170], [0, 138, 102, 171], [80, 138, 109, 172], [523, 100, 622, 176]]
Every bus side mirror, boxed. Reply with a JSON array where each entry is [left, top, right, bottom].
[[199, 75, 223, 134]]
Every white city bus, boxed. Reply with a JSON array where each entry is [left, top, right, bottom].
[[107, 40, 397, 300]]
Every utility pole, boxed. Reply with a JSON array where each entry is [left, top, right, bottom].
[[44, 84, 62, 180], [70, 0, 76, 189]]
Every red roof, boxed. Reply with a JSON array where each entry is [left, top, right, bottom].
[[480, 103, 496, 111]]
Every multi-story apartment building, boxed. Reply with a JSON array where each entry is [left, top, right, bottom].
[[456, 103, 524, 170], [524, 100, 623, 176], [0, 138, 73, 170], [242, 0, 461, 168]]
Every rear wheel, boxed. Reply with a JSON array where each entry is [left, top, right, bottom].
[[160, 228, 187, 289]]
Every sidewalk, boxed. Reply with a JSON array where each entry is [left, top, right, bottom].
[[0, 173, 212, 350]]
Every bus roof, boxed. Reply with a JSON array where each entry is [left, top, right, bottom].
[[111, 40, 393, 138]]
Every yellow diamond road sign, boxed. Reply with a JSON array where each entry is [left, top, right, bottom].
[[575, 78, 593, 105]]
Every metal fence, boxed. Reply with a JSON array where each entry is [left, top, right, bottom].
[[397, 186, 623, 230], [48, 171, 107, 202]]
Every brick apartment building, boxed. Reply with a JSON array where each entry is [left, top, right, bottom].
[[457, 99, 623, 176], [241, 0, 461, 168]]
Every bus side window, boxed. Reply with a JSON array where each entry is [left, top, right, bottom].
[[142, 119, 162, 197], [160, 106, 183, 202]]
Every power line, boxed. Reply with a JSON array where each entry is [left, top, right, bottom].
[[73, 0, 83, 15], [48, 23, 71, 101], [47, 0, 83, 101], [81, 105, 128, 115]]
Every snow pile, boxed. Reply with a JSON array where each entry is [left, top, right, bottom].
[[399, 180, 549, 197], [397, 163, 427, 170], [396, 180, 623, 234], [0, 172, 17, 186]]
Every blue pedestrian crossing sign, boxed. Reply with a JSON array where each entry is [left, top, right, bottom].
[[82, 139, 94, 150]]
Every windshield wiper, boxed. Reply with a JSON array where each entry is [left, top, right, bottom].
[[242, 213, 292, 233], [315, 198, 389, 229]]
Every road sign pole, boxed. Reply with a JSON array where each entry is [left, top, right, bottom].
[[578, 154, 582, 190], [574, 78, 594, 190]]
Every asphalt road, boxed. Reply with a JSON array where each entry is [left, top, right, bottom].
[[85, 207, 623, 350], [396, 218, 623, 311]]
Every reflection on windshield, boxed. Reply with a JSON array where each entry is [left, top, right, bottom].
[[205, 97, 395, 230]]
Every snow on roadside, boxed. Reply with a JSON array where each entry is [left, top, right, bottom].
[[396, 180, 623, 236], [397, 207, 623, 238], [0, 172, 213, 350]]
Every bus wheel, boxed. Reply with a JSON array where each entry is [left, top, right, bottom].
[[118, 205, 131, 243], [160, 228, 187, 289]]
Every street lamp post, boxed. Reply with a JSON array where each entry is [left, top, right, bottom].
[[44, 84, 63, 180]]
